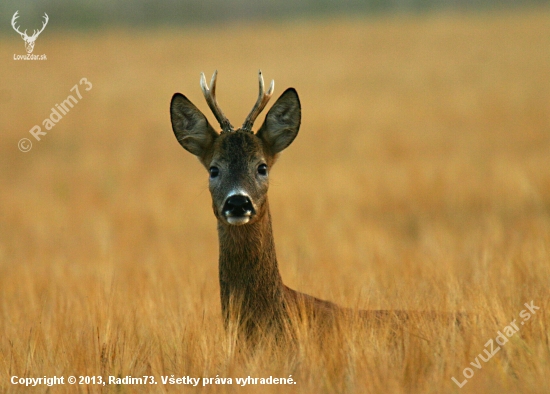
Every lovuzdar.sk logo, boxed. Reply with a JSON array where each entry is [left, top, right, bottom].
[[11, 10, 48, 60]]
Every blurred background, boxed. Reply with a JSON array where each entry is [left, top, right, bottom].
[[0, 0, 547, 29], [0, 1, 549, 392]]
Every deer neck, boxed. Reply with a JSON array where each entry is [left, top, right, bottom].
[[217, 199, 285, 325]]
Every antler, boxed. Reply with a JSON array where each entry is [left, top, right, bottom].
[[241, 70, 274, 132], [31, 13, 49, 39], [11, 11, 27, 38], [200, 71, 233, 133], [11, 11, 48, 40]]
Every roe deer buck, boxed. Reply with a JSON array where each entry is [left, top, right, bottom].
[[170, 71, 458, 339]]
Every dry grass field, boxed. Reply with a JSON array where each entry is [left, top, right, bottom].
[[1, 7, 549, 393]]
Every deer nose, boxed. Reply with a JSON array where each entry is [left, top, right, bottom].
[[223, 195, 255, 216], [226, 195, 249, 208]]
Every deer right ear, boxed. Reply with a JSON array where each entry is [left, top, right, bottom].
[[257, 88, 301, 155], [170, 93, 218, 163]]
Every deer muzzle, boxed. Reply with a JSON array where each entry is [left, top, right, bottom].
[[222, 194, 256, 225]]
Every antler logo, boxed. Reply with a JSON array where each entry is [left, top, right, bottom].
[[11, 11, 49, 54]]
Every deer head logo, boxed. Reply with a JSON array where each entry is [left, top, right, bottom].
[[11, 11, 49, 54]]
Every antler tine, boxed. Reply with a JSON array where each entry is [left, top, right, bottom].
[[242, 70, 274, 132], [11, 11, 25, 37], [36, 13, 49, 35], [209, 71, 217, 96], [11, 11, 19, 25], [200, 70, 233, 133], [29, 13, 48, 38]]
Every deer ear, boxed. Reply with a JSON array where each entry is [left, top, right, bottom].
[[257, 88, 301, 154], [170, 93, 218, 163]]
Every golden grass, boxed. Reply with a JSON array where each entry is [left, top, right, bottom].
[[1, 7, 550, 393]]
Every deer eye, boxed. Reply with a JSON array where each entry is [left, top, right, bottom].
[[209, 166, 219, 178], [257, 164, 268, 176]]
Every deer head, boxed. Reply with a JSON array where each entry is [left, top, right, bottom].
[[170, 71, 301, 226], [11, 11, 49, 54]]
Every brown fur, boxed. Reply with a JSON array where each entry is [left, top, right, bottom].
[[170, 75, 462, 342]]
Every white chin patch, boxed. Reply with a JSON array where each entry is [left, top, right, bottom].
[[227, 216, 251, 225]]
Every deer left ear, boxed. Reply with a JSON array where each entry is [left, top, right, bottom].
[[170, 93, 218, 165], [257, 88, 301, 154]]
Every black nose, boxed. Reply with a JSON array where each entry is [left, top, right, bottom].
[[226, 195, 249, 208], [223, 195, 255, 215]]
